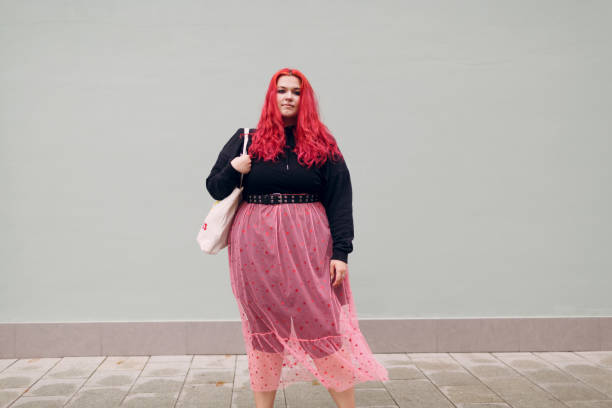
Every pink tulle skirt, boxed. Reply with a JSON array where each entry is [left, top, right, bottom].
[[227, 200, 389, 392]]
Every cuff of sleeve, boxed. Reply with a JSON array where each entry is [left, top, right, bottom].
[[220, 160, 242, 183], [331, 249, 348, 263]]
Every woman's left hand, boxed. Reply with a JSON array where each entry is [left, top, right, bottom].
[[330, 259, 348, 287]]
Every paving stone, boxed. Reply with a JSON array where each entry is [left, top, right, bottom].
[[4, 359, 60, 373], [22, 378, 85, 398], [534, 352, 587, 363], [0, 389, 25, 407], [353, 387, 396, 406], [65, 386, 128, 408], [83, 370, 140, 388], [130, 376, 184, 394], [11, 395, 70, 407], [522, 368, 581, 384], [45, 357, 104, 380], [557, 363, 612, 377], [426, 370, 482, 386], [384, 379, 455, 408], [538, 381, 609, 402], [140, 362, 190, 377], [98, 357, 148, 371], [408, 353, 451, 360], [176, 383, 233, 408], [575, 351, 612, 367], [413, 359, 463, 372], [387, 365, 424, 380], [185, 368, 234, 385], [0, 360, 18, 371], [578, 374, 612, 396], [354, 380, 386, 389], [438, 384, 505, 405], [148, 355, 193, 363], [0, 372, 38, 389], [191, 355, 235, 369], [466, 364, 521, 379], [455, 403, 511, 408], [375, 353, 411, 366], [284, 382, 337, 407], [121, 392, 177, 408], [565, 401, 612, 408]]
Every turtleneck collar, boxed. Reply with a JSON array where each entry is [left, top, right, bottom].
[[284, 124, 295, 147]]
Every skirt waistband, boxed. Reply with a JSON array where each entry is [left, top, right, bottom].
[[245, 193, 320, 204]]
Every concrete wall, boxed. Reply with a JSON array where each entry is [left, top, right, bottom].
[[1, 0, 611, 324]]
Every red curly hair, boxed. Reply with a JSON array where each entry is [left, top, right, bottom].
[[248, 68, 343, 168]]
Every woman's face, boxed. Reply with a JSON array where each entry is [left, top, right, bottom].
[[276, 75, 301, 121]]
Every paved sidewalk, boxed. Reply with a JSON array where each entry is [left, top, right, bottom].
[[1, 352, 611, 407]]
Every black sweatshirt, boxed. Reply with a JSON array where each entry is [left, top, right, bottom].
[[205, 125, 354, 263]]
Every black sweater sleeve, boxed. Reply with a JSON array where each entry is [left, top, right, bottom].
[[205, 128, 245, 201], [321, 155, 354, 263]]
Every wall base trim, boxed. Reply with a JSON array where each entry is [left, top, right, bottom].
[[1, 317, 610, 358]]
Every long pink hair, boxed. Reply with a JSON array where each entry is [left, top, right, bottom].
[[248, 68, 343, 168]]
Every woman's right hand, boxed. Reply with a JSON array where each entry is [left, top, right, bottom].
[[231, 154, 251, 174]]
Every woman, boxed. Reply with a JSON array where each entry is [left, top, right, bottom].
[[206, 68, 388, 408]]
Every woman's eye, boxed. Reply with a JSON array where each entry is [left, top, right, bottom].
[[277, 89, 285, 93], [294, 91, 300, 95]]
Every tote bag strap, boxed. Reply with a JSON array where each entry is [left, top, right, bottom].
[[239, 128, 249, 188]]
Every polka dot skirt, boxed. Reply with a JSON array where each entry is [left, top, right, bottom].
[[227, 201, 389, 392]]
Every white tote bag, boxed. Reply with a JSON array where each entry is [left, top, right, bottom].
[[196, 128, 249, 254]]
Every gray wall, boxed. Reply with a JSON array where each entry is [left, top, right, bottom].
[[1, 0, 611, 323]]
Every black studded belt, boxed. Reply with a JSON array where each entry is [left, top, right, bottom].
[[245, 192, 320, 204]]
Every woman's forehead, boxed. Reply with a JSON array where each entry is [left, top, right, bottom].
[[277, 75, 301, 88]]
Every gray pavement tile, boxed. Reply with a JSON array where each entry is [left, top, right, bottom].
[[22, 378, 85, 398], [387, 366, 424, 380], [565, 401, 612, 408], [4, 359, 60, 373], [176, 383, 233, 408], [140, 362, 190, 378], [284, 382, 336, 408], [148, 355, 193, 363], [10, 395, 70, 407], [538, 381, 610, 402], [384, 379, 455, 408], [83, 370, 140, 388], [0, 360, 18, 372], [191, 355, 236, 369], [0, 389, 25, 408], [578, 374, 612, 396], [413, 359, 463, 373], [575, 351, 612, 368], [98, 357, 148, 371], [426, 370, 482, 386], [65, 386, 129, 408], [522, 368, 582, 384], [45, 357, 104, 380], [354, 380, 386, 389], [557, 363, 612, 377], [185, 368, 234, 385], [130, 377, 184, 394], [354, 387, 396, 407], [438, 384, 505, 405], [120, 392, 177, 408], [464, 364, 521, 379], [0, 371, 39, 389]]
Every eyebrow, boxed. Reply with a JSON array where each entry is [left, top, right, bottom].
[[277, 86, 301, 90]]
